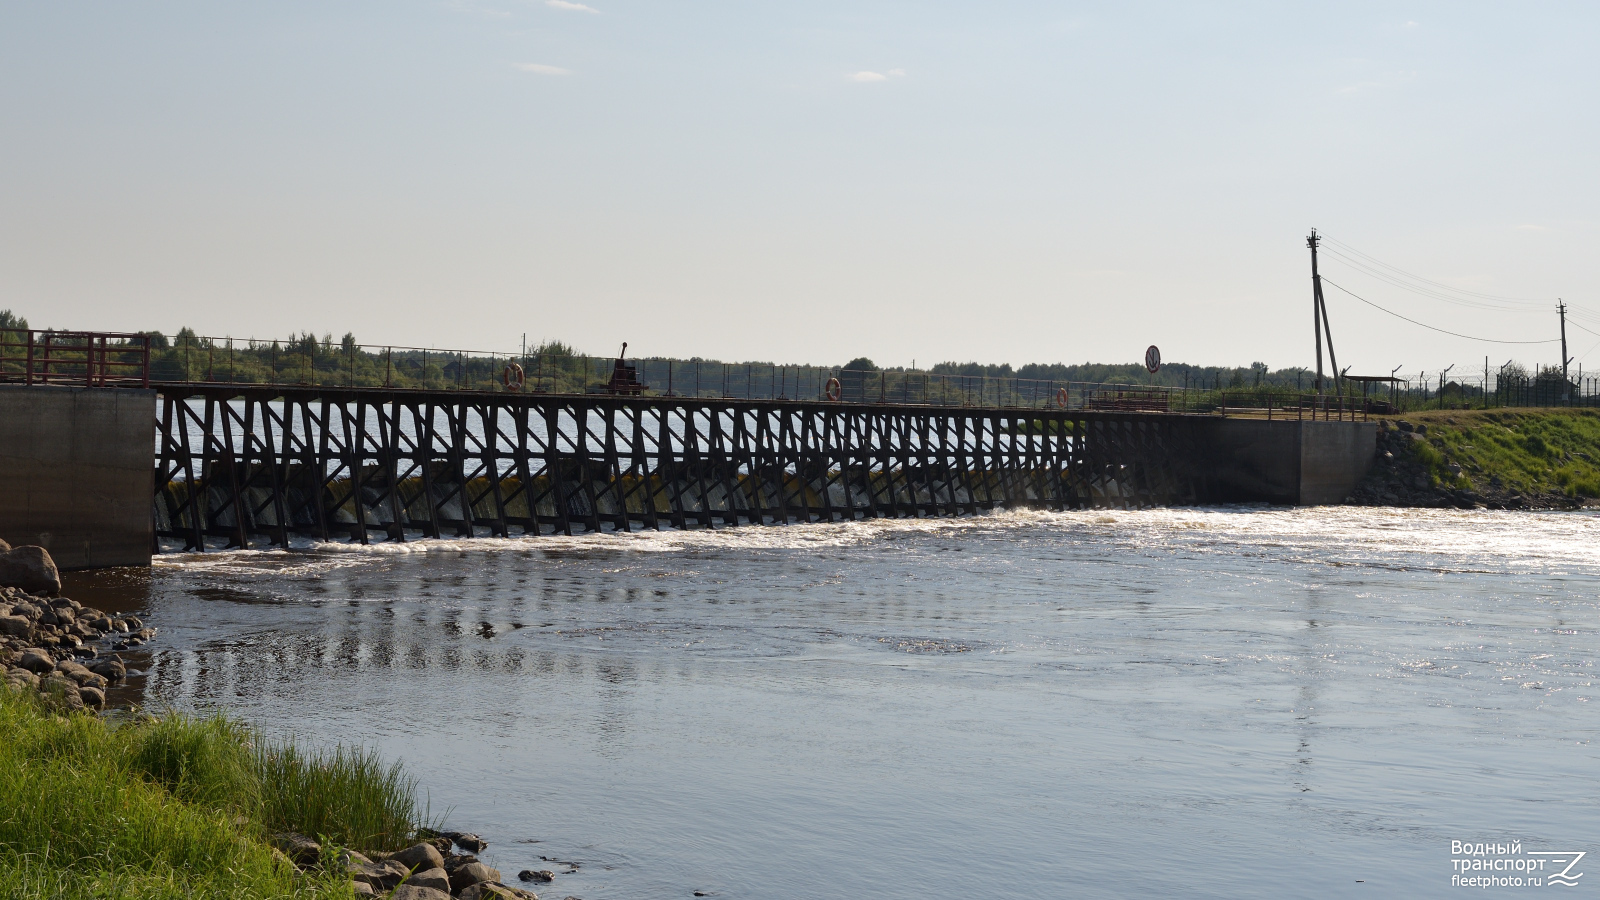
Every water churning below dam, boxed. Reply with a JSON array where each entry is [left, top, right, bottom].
[[74, 505, 1600, 898]]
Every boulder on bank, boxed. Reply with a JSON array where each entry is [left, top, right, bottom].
[[449, 861, 502, 893], [0, 545, 60, 597], [351, 858, 411, 892], [38, 674, 84, 710], [408, 867, 451, 893], [393, 842, 446, 872], [17, 649, 53, 674], [270, 832, 322, 867], [86, 658, 125, 682]]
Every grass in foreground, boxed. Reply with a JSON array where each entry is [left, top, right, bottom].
[[0, 686, 432, 899]]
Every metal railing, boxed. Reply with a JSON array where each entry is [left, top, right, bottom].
[[0, 329, 152, 388], [0, 327, 1381, 418]]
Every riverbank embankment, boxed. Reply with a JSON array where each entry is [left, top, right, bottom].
[[1346, 408, 1600, 509], [0, 677, 543, 900], [1, 545, 544, 900], [0, 679, 550, 899]]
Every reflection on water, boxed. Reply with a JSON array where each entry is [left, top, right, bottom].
[[75, 507, 1600, 899]]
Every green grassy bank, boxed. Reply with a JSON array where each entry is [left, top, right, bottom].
[[1378, 408, 1600, 503], [0, 686, 429, 900]]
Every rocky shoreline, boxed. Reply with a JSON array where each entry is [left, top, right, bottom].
[[1, 541, 568, 900], [1, 584, 151, 711], [1, 538, 143, 711], [1345, 419, 1587, 510], [272, 831, 550, 900]]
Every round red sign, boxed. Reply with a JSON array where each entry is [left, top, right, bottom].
[[1144, 345, 1161, 374]]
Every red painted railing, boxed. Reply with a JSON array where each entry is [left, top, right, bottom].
[[0, 329, 151, 388]]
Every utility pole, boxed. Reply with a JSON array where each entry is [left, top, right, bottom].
[[1309, 230, 1324, 394], [1307, 229, 1340, 396], [1559, 299, 1572, 399]]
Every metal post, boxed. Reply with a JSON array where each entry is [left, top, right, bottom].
[[1309, 229, 1324, 394], [1560, 300, 1571, 396]]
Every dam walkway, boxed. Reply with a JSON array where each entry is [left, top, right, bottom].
[[0, 329, 1375, 563]]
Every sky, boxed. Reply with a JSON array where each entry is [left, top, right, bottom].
[[2, 2, 1597, 376]]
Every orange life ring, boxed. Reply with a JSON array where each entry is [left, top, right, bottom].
[[1056, 386, 1069, 408], [502, 363, 525, 391], [824, 377, 842, 402]]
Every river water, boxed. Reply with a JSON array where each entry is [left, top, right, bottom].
[[71, 507, 1599, 898]]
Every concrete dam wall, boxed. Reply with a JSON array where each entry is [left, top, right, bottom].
[[1194, 418, 1378, 506], [0, 386, 156, 569]]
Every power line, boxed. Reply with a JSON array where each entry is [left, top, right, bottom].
[[1578, 332, 1600, 362], [1319, 277, 1561, 345], [1565, 317, 1600, 340], [1318, 233, 1553, 306], [1319, 248, 1547, 312], [1319, 233, 1600, 327]]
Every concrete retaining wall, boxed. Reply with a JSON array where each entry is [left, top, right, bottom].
[[1193, 418, 1376, 506], [0, 386, 156, 569], [1298, 420, 1379, 505]]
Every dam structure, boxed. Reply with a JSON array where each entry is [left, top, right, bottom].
[[0, 330, 1378, 562], [155, 384, 1198, 548]]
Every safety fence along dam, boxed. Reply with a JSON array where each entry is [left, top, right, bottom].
[[153, 385, 1219, 550]]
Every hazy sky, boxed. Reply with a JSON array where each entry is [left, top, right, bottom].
[[2, 2, 1597, 374]]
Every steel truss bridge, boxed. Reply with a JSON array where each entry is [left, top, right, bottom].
[[154, 383, 1214, 551]]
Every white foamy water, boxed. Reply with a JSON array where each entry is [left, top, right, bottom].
[[89, 506, 1600, 898], [154, 505, 1600, 576]]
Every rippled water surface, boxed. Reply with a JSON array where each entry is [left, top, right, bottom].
[[75, 508, 1600, 898]]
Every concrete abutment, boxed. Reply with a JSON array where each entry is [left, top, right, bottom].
[[0, 386, 156, 569], [1193, 418, 1378, 505]]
